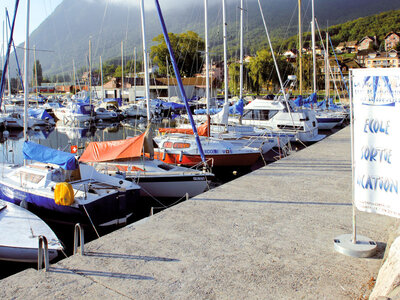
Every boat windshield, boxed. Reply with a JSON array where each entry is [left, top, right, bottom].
[[242, 109, 279, 120]]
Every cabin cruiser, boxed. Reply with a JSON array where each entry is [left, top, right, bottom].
[[54, 102, 95, 124], [229, 96, 325, 143]]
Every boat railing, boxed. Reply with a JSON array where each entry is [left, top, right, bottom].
[[73, 223, 85, 255], [38, 235, 49, 271]]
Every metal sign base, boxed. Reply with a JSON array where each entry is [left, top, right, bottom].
[[334, 234, 377, 258]]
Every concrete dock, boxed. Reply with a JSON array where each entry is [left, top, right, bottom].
[[0, 126, 393, 299]]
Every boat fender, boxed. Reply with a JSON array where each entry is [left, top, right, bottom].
[[54, 182, 75, 206], [162, 150, 166, 161]]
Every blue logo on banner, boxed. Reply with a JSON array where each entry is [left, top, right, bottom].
[[362, 76, 395, 106]]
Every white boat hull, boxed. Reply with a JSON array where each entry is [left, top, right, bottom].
[[0, 200, 62, 263]]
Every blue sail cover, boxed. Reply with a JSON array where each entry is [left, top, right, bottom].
[[23, 141, 77, 170], [194, 99, 244, 115], [293, 96, 303, 107], [28, 108, 53, 120], [230, 99, 244, 115]]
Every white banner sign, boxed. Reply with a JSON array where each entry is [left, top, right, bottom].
[[352, 68, 400, 219]]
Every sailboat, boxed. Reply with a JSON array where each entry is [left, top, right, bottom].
[[0, 1, 141, 229], [79, 130, 214, 199], [78, 0, 213, 200], [154, 0, 264, 168], [0, 199, 63, 263]]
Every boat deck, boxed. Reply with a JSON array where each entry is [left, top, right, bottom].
[[0, 126, 392, 299]]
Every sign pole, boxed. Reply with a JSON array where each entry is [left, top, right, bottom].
[[333, 69, 377, 258]]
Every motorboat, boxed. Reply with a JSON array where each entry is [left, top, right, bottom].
[[53, 102, 95, 124], [0, 199, 63, 263], [230, 97, 325, 143], [95, 107, 118, 121]]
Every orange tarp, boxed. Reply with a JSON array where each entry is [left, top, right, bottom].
[[158, 121, 209, 137], [79, 132, 145, 162]]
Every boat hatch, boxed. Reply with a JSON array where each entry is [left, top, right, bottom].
[[158, 163, 175, 171], [173, 142, 190, 149], [14, 171, 45, 184]]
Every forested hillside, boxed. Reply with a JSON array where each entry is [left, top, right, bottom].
[[8, 0, 400, 76], [281, 10, 400, 51]]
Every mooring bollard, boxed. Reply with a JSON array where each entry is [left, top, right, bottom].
[[73, 223, 85, 255], [38, 235, 49, 271]]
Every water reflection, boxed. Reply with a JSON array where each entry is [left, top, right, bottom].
[[0, 118, 165, 165]]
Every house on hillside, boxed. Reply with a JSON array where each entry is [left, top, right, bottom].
[[384, 32, 400, 51], [356, 49, 376, 67], [358, 36, 377, 51], [345, 41, 358, 53], [318, 58, 362, 91], [335, 42, 346, 54], [365, 50, 400, 68], [283, 49, 298, 62]]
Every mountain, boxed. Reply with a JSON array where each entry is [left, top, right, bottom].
[[10, 0, 400, 76]]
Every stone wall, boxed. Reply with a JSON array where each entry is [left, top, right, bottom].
[[370, 220, 400, 299]]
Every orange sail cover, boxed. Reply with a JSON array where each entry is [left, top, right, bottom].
[[79, 132, 145, 162], [158, 121, 209, 137]]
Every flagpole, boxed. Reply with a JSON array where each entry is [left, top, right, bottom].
[[333, 69, 377, 258]]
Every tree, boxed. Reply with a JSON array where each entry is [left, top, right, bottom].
[[248, 49, 293, 95], [33, 60, 43, 86], [228, 62, 240, 95], [150, 31, 205, 77]]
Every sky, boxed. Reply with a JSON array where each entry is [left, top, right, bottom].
[[1, 0, 63, 52]]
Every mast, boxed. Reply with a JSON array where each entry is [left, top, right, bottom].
[[88, 39, 92, 106], [222, 0, 228, 105], [325, 31, 329, 101], [204, 0, 210, 136], [23, 0, 30, 143], [298, 0, 302, 95], [166, 55, 170, 101], [311, 0, 317, 94], [140, 0, 151, 123], [1, 20, 3, 105], [5, 13, 11, 100], [239, 0, 244, 100], [100, 56, 104, 100], [133, 47, 136, 103], [0, 0, 20, 110], [34, 45, 38, 102], [121, 41, 124, 101], [154, 0, 207, 164]]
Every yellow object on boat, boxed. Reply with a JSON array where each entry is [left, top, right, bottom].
[[54, 182, 74, 206]]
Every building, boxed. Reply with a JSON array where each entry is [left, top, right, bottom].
[[345, 41, 358, 53], [384, 32, 400, 51], [358, 36, 377, 51], [355, 49, 376, 67], [101, 76, 217, 101], [365, 51, 400, 68], [335, 42, 346, 54], [283, 49, 298, 62]]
